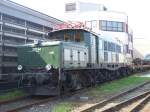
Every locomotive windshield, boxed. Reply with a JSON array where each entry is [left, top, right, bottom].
[[48, 29, 84, 42]]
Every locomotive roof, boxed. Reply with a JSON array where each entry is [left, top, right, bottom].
[[49, 28, 122, 45], [19, 28, 122, 47], [49, 28, 98, 37]]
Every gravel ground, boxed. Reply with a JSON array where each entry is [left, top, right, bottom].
[[142, 101, 150, 112], [21, 98, 72, 112], [21, 102, 54, 112], [0, 97, 48, 112]]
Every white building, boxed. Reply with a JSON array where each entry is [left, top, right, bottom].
[[64, 1, 133, 63]]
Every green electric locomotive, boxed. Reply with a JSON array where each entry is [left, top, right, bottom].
[[17, 28, 130, 95]]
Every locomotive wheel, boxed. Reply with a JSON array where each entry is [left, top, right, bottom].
[[86, 70, 95, 86], [120, 67, 127, 77], [64, 71, 83, 91], [80, 70, 92, 87], [71, 72, 82, 90], [116, 70, 121, 79], [110, 70, 116, 81], [105, 70, 110, 81], [95, 71, 104, 83]]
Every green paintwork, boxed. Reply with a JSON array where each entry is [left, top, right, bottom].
[[17, 45, 60, 69]]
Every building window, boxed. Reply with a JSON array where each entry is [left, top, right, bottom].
[[26, 21, 43, 31], [112, 43, 116, 52], [0, 24, 1, 30], [101, 20, 107, 31], [26, 39, 34, 43], [3, 36, 25, 44], [27, 31, 43, 38], [3, 56, 17, 62], [0, 46, 2, 53], [100, 20, 124, 32], [104, 41, 108, 51], [112, 22, 118, 31], [107, 42, 116, 52], [65, 3, 76, 11], [0, 35, 2, 42], [3, 46, 17, 53], [0, 57, 2, 62], [44, 26, 53, 32], [116, 54, 119, 62], [108, 42, 111, 51], [104, 52, 108, 62], [126, 45, 129, 53], [3, 26, 25, 35], [3, 14, 25, 26], [116, 45, 121, 53], [107, 21, 112, 31], [118, 22, 123, 32]]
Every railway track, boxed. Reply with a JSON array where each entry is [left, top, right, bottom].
[[0, 95, 58, 112], [0, 81, 20, 93], [0, 81, 150, 112], [0, 86, 91, 112], [0, 95, 29, 105], [80, 81, 150, 112], [99, 90, 150, 112]]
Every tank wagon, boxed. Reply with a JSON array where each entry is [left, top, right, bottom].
[[17, 27, 131, 95]]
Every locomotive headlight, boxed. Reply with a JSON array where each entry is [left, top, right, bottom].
[[17, 65, 23, 71], [45, 64, 52, 71]]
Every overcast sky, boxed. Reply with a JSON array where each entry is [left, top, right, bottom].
[[11, 0, 150, 56]]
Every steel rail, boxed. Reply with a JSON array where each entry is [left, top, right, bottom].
[[4, 96, 58, 112], [102, 90, 150, 112], [130, 94, 150, 112], [80, 81, 150, 112]]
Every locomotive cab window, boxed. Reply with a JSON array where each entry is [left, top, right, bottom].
[[64, 31, 74, 41], [49, 30, 84, 42], [74, 31, 83, 42], [49, 31, 64, 40]]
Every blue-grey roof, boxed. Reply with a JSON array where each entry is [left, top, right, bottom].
[[0, 0, 63, 27]]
